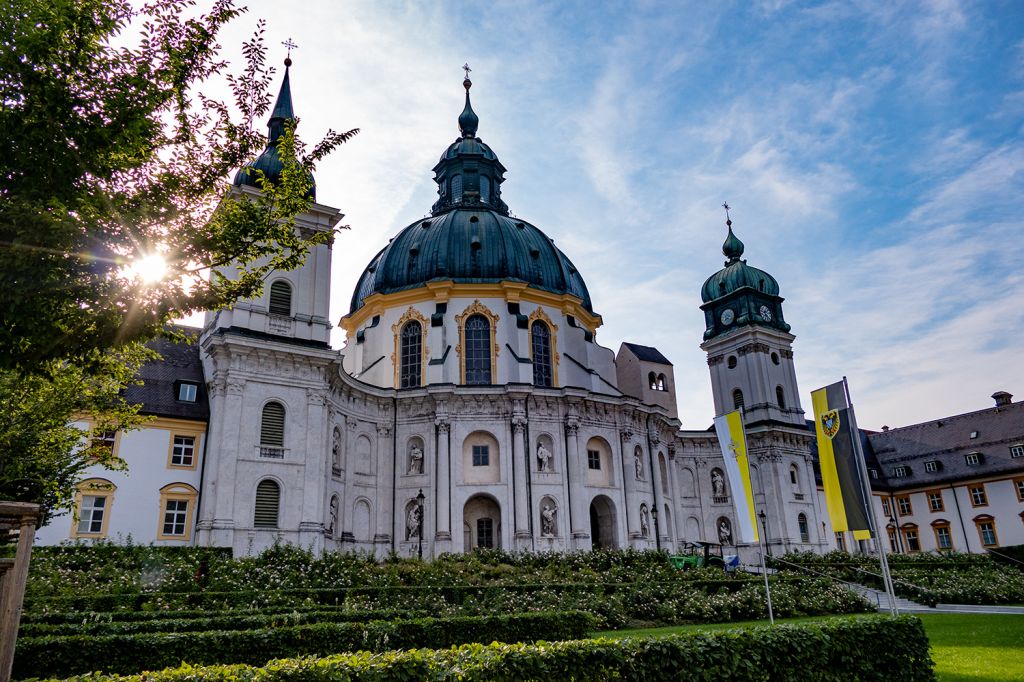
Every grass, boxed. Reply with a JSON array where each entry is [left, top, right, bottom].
[[598, 613, 1024, 681]]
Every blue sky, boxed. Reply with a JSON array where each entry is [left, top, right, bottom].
[[201, 0, 1024, 430]]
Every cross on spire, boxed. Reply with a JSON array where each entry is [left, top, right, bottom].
[[722, 201, 733, 226], [462, 63, 472, 79], [282, 38, 298, 63]]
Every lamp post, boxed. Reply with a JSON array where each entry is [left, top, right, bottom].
[[758, 508, 771, 558], [757, 508, 775, 625], [416, 489, 425, 560], [651, 507, 661, 552], [888, 515, 900, 554]]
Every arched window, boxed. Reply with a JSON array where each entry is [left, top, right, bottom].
[[268, 280, 292, 316], [776, 385, 786, 409], [451, 174, 462, 200], [732, 389, 745, 410], [798, 513, 810, 543], [260, 401, 285, 458], [531, 321, 553, 387], [658, 453, 668, 495], [648, 372, 658, 390], [790, 464, 799, 487], [657, 373, 667, 391], [480, 175, 491, 202], [254, 480, 280, 528], [464, 314, 491, 385], [400, 320, 422, 388]]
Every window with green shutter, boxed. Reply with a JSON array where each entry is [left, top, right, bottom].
[[254, 480, 280, 528]]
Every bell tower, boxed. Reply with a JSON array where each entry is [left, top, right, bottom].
[[698, 206, 820, 554], [699, 208, 802, 427]]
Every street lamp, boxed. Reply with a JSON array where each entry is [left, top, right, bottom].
[[888, 515, 899, 554], [416, 489, 425, 560], [758, 509, 770, 558], [651, 507, 661, 552]]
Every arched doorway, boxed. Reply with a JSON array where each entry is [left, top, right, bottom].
[[463, 495, 501, 552], [589, 495, 618, 550]]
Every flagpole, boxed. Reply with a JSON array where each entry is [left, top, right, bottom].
[[759, 509, 775, 625], [843, 377, 898, 616]]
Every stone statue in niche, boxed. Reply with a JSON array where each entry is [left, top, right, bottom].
[[640, 505, 650, 537], [711, 469, 726, 496], [326, 497, 338, 537], [718, 518, 732, 545], [408, 443, 424, 475], [331, 432, 342, 470], [406, 504, 422, 541], [634, 453, 643, 480], [541, 501, 558, 536], [537, 443, 552, 472]]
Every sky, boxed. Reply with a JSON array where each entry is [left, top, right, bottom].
[[187, 0, 1024, 431]]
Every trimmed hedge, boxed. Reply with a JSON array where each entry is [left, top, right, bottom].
[[19, 609, 424, 637], [19, 605, 386, 626], [21, 577, 811, 612], [37, 615, 934, 682], [14, 611, 595, 679]]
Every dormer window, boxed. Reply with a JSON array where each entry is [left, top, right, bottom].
[[965, 452, 982, 466], [924, 460, 941, 473], [177, 382, 199, 403], [893, 466, 908, 478]]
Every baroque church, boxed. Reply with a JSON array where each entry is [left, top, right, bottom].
[[34, 62, 862, 559]]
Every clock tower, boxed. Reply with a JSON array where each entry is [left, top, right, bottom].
[[698, 210, 821, 554]]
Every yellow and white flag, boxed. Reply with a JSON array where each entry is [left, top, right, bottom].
[[713, 410, 758, 543]]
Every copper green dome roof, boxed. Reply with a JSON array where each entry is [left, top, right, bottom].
[[233, 61, 316, 199], [700, 222, 780, 303], [349, 75, 592, 314]]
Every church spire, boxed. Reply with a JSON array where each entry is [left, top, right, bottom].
[[721, 202, 745, 264], [267, 54, 296, 145], [458, 63, 479, 138]]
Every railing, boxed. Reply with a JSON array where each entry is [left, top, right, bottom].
[[712, 495, 729, 504], [793, 493, 804, 500]]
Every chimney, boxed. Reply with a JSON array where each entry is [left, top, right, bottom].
[[992, 391, 1013, 407]]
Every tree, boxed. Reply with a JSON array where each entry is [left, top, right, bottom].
[[0, 346, 152, 528], [0, 0, 357, 373]]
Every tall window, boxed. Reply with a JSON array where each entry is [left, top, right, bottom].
[[400, 321, 422, 388], [798, 513, 810, 543], [970, 485, 988, 507], [881, 497, 891, 517], [776, 386, 786, 409], [464, 314, 492, 384], [254, 480, 281, 528], [896, 496, 912, 516], [927, 491, 944, 512], [158, 484, 197, 540], [587, 449, 601, 470], [835, 531, 847, 552], [531, 321, 553, 387], [933, 522, 953, 550], [902, 525, 921, 552], [480, 175, 490, 202], [77, 495, 107, 535], [975, 517, 997, 547], [657, 374, 667, 391], [472, 444, 490, 467], [162, 500, 188, 536], [171, 436, 195, 467], [260, 401, 286, 457], [732, 389, 744, 410], [451, 174, 462, 200], [268, 280, 292, 316], [648, 372, 658, 389], [476, 517, 494, 549]]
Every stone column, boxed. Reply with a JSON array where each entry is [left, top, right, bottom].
[[620, 430, 641, 540], [564, 417, 587, 538], [298, 388, 328, 552], [340, 419, 357, 542], [375, 423, 394, 545], [649, 436, 666, 543], [211, 377, 245, 545], [435, 418, 451, 541], [512, 416, 530, 540]]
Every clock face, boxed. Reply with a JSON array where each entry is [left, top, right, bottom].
[[759, 305, 773, 322], [720, 308, 735, 326]]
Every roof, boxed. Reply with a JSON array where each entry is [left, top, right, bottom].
[[864, 400, 1024, 489], [122, 327, 209, 422], [621, 342, 672, 365]]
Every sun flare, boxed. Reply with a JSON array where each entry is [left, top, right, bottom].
[[129, 253, 169, 284]]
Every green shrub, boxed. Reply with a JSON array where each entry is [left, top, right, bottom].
[[14, 611, 595, 678], [35, 615, 934, 682]]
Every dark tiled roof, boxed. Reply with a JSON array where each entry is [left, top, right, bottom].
[[123, 326, 209, 421], [621, 343, 672, 365], [865, 401, 1024, 489]]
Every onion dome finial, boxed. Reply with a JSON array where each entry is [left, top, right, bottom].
[[458, 63, 479, 138], [721, 201, 744, 264]]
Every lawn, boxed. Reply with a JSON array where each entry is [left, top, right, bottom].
[[599, 613, 1024, 682]]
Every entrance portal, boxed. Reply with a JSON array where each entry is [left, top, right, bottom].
[[463, 495, 501, 552], [588, 495, 618, 550]]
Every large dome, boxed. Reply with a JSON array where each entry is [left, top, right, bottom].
[[350, 209, 593, 313], [349, 76, 593, 314]]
